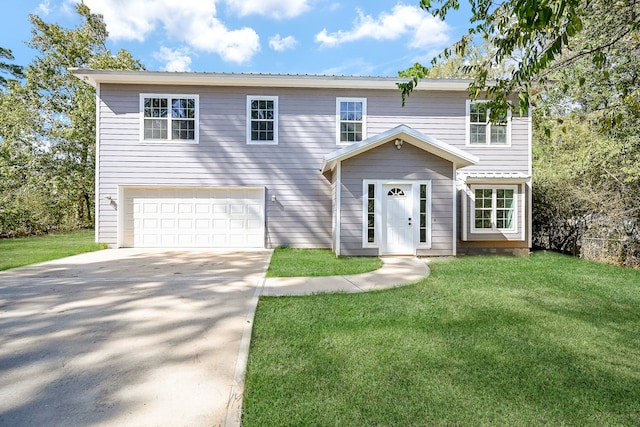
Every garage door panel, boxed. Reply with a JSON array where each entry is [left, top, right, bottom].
[[124, 187, 264, 248]]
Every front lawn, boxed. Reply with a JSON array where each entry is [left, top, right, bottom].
[[0, 230, 104, 271], [244, 252, 640, 426], [266, 247, 382, 277]]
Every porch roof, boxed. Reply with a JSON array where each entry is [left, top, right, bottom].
[[321, 125, 479, 173], [459, 171, 531, 183]]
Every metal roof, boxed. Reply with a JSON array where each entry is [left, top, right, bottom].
[[69, 68, 475, 91]]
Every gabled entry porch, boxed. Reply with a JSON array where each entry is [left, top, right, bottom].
[[322, 125, 478, 257]]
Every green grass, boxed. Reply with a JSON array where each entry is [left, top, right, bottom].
[[0, 230, 105, 271], [266, 247, 383, 277], [243, 252, 640, 426]]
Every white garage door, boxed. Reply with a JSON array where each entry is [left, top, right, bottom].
[[123, 187, 265, 248]]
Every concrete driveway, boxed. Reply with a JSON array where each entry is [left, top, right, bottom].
[[0, 248, 272, 427]]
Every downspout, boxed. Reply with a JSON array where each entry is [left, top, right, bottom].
[[335, 162, 342, 256], [452, 164, 457, 256], [527, 107, 533, 248], [94, 82, 100, 244]]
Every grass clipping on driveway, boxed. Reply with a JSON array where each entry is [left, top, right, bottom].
[[0, 230, 104, 271], [244, 252, 640, 426], [266, 247, 382, 277]]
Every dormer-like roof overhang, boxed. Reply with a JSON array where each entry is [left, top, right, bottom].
[[321, 125, 479, 173]]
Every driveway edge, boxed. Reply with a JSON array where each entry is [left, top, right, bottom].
[[223, 278, 268, 427]]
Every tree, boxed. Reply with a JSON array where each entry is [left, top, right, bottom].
[[0, 47, 24, 88], [530, 9, 640, 266], [0, 3, 143, 236], [400, 0, 640, 116]]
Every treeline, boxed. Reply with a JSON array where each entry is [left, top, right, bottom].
[[0, 4, 143, 237], [406, 0, 640, 267], [530, 2, 640, 267]]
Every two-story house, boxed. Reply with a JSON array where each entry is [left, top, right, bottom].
[[71, 69, 532, 257]]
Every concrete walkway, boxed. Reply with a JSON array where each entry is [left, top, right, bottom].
[[261, 256, 431, 297]]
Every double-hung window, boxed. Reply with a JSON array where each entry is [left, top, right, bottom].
[[337, 97, 366, 144], [471, 186, 517, 232], [247, 96, 278, 144], [467, 101, 510, 146], [141, 94, 198, 143]]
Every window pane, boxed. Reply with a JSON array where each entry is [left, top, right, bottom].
[[496, 210, 514, 229], [171, 98, 195, 119], [470, 124, 487, 144], [491, 124, 507, 144], [368, 199, 374, 213], [368, 184, 375, 199], [172, 119, 195, 140], [144, 98, 167, 118], [470, 103, 487, 123], [341, 122, 362, 142], [144, 118, 167, 139], [368, 228, 375, 243], [474, 188, 493, 229]]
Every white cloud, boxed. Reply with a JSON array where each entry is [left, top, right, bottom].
[[36, 0, 51, 15], [321, 58, 377, 76], [225, 0, 311, 19], [269, 34, 298, 52], [154, 46, 192, 72], [76, 0, 260, 63], [315, 4, 450, 50]]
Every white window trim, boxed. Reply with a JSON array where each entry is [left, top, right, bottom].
[[470, 185, 518, 233], [139, 93, 199, 144], [336, 97, 367, 145], [247, 95, 278, 145], [361, 180, 431, 250], [465, 100, 512, 147]]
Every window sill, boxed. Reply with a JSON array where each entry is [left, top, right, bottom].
[[466, 142, 512, 148], [140, 140, 199, 145], [247, 141, 278, 145]]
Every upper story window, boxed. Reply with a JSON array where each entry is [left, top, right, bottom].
[[337, 97, 366, 144], [471, 185, 517, 232], [466, 101, 511, 146], [247, 96, 278, 145], [140, 94, 199, 143]]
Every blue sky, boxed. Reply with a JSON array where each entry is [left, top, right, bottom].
[[1, 0, 472, 76]]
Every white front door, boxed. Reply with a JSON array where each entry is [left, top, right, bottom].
[[383, 184, 414, 254]]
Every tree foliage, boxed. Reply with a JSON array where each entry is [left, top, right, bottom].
[[529, 4, 640, 266], [0, 3, 143, 237], [400, 0, 640, 117], [0, 47, 24, 88]]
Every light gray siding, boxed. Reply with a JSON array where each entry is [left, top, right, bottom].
[[96, 81, 531, 253], [99, 84, 340, 248], [340, 141, 455, 257]]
